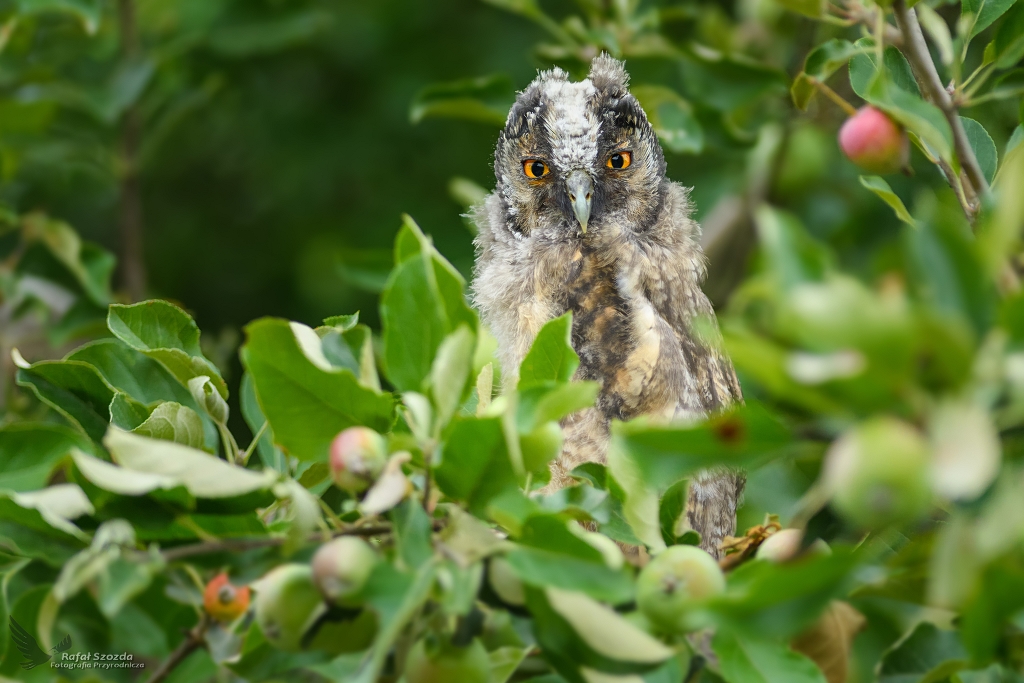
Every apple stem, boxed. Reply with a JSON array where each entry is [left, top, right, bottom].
[[809, 77, 859, 117]]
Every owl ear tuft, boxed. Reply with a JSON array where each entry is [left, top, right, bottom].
[[588, 53, 629, 96]]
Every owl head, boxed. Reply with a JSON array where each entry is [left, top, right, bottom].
[[494, 54, 666, 239]]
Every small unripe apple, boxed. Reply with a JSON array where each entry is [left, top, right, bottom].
[[203, 573, 250, 622], [839, 106, 909, 175], [823, 417, 932, 529], [519, 421, 563, 475], [311, 536, 378, 605], [404, 636, 491, 683], [756, 529, 831, 563], [254, 564, 324, 651], [329, 427, 387, 494], [636, 545, 725, 634]]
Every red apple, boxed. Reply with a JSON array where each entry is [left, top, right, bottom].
[[329, 427, 387, 494], [839, 106, 909, 175], [203, 572, 251, 622]]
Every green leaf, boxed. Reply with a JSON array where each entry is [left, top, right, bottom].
[[131, 402, 206, 449], [916, 4, 955, 65], [436, 416, 519, 516], [850, 43, 921, 99], [610, 401, 792, 489], [15, 0, 102, 33], [791, 39, 870, 110], [773, 0, 825, 18], [631, 85, 704, 154], [516, 382, 600, 432], [109, 391, 152, 430], [381, 216, 477, 392], [961, 117, 998, 183], [107, 300, 227, 398], [714, 630, 827, 683], [240, 372, 286, 472], [21, 213, 112, 304], [679, 45, 788, 112], [658, 479, 689, 546], [962, 0, 1017, 38], [429, 325, 476, 429], [240, 318, 395, 462], [0, 423, 90, 491], [103, 427, 277, 498], [859, 175, 917, 226], [753, 205, 832, 290], [208, 9, 333, 57], [410, 74, 514, 126], [865, 74, 953, 163], [322, 312, 360, 331], [878, 622, 967, 682], [392, 500, 434, 570], [518, 312, 579, 389], [991, 3, 1024, 68], [15, 359, 116, 442], [0, 485, 91, 565]]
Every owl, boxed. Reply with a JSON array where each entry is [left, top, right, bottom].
[[471, 54, 743, 559]]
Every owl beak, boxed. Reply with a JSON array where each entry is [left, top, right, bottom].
[[566, 170, 593, 234]]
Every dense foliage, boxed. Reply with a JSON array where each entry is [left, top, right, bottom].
[[1, 0, 1024, 682]]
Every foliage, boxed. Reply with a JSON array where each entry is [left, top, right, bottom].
[[1, 0, 1024, 682]]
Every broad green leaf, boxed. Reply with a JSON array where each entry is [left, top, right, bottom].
[[21, 213, 112, 304], [679, 45, 788, 112], [850, 43, 921, 99], [322, 312, 359, 331], [240, 318, 395, 462], [708, 550, 861, 638], [409, 74, 514, 126], [429, 325, 476, 429], [490, 646, 530, 683], [0, 423, 89, 491], [610, 402, 792, 489], [436, 416, 518, 516], [1007, 124, 1024, 156], [382, 216, 477, 391], [878, 622, 967, 682], [864, 75, 952, 163], [961, 117, 998, 183], [791, 39, 870, 110], [519, 312, 579, 389], [0, 485, 91, 565], [991, 3, 1024, 68], [658, 479, 689, 546], [107, 300, 227, 398], [631, 85, 703, 154], [516, 382, 600, 432], [109, 391, 152, 430], [753, 205, 831, 290], [962, 0, 1017, 38], [714, 630, 827, 683], [959, 562, 1024, 664], [392, 499, 434, 570], [208, 9, 332, 56], [545, 588, 673, 664], [72, 448, 185, 497], [15, 359, 116, 442], [240, 372, 286, 472], [103, 427, 277, 498], [131, 402, 206, 449], [859, 176, 917, 226], [52, 518, 135, 603]]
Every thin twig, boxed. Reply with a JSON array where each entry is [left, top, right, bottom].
[[810, 77, 859, 116], [156, 520, 445, 563], [892, 0, 990, 207], [144, 615, 209, 683], [241, 420, 269, 465]]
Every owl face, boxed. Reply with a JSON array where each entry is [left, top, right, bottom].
[[494, 55, 666, 239]]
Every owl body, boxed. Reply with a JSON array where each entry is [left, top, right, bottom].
[[472, 56, 743, 557]]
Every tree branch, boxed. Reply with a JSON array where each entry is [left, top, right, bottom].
[[891, 0, 989, 206], [144, 615, 209, 683]]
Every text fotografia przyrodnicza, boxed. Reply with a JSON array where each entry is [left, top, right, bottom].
[[50, 652, 145, 669]]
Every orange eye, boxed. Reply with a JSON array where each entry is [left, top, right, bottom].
[[523, 159, 549, 179], [606, 151, 631, 169]]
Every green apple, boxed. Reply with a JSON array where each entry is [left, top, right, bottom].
[[404, 636, 491, 683], [311, 536, 378, 605], [636, 545, 725, 634]]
